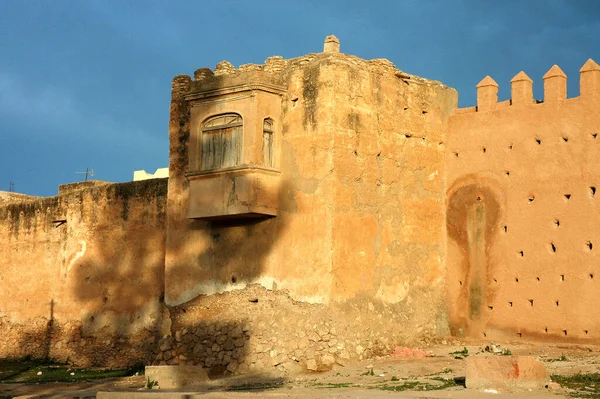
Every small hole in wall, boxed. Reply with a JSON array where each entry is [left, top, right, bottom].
[[562, 136, 569, 142], [561, 274, 565, 281], [377, 152, 381, 158], [528, 195, 535, 203], [291, 97, 298, 107], [515, 277, 519, 283], [405, 133, 413, 138], [488, 306, 493, 310], [587, 241, 593, 251], [509, 144, 513, 150], [536, 138, 542, 145], [551, 242, 557, 253], [536, 277, 540, 281], [555, 220, 560, 227], [517, 332, 523, 337], [563, 330, 568, 336], [556, 300, 560, 306], [483, 147, 487, 153], [422, 110, 428, 114], [565, 194, 572, 201], [592, 133, 598, 139], [403, 106, 408, 111], [503, 226, 507, 233], [483, 332, 487, 337], [231, 276, 237, 284], [544, 327, 548, 333], [518, 251, 524, 257], [476, 196, 482, 201], [591, 273, 595, 279], [585, 330, 589, 335], [506, 171, 510, 176], [591, 187, 597, 197], [493, 279, 498, 283], [454, 152, 459, 157], [459, 281, 463, 286], [353, 150, 358, 156], [509, 301, 513, 307], [529, 299, 534, 306]]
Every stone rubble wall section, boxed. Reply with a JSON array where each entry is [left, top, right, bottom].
[[152, 286, 438, 374]]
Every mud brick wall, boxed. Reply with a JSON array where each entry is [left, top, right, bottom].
[[446, 61, 600, 342], [0, 179, 169, 366]]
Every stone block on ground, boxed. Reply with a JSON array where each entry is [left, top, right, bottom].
[[466, 356, 549, 391], [144, 365, 209, 389]]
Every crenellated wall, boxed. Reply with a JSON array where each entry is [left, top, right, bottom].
[[446, 59, 600, 342], [2, 35, 599, 375]]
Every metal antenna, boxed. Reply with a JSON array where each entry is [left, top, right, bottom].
[[75, 167, 94, 181], [9, 182, 14, 192]]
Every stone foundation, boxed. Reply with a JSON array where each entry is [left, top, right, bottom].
[[153, 285, 444, 375]]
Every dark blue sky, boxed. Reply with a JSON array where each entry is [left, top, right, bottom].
[[1, 0, 599, 196]]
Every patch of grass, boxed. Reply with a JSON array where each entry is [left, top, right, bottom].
[[391, 376, 399, 381], [373, 378, 458, 392], [450, 347, 469, 357], [552, 373, 600, 398], [546, 354, 568, 362], [314, 382, 354, 389], [0, 358, 136, 384], [375, 381, 420, 392], [502, 348, 512, 356], [424, 368, 453, 376]]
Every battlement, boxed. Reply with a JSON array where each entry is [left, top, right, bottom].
[[457, 58, 600, 114], [170, 36, 449, 101]]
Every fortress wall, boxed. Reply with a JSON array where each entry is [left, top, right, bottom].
[[0, 179, 168, 366], [161, 46, 458, 373], [446, 60, 600, 342]]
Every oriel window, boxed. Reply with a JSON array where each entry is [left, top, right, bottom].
[[200, 114, 242, 170]]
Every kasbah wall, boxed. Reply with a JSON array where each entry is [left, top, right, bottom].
[[0, 35, 598, 375]]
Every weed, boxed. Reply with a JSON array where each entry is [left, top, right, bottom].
[[502, 349, 512, 356], [391, 376, 399, 381], [145, 378, 158, 389], [450, 347, 469, 357], [362, 368, 375, 376]]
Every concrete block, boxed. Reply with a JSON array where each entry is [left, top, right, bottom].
[[466, 356, 549, 391], [144, 365, 209, 389]]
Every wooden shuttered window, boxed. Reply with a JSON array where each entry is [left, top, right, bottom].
[[201, 114, 242, 170], [262, 118, 274, 167]]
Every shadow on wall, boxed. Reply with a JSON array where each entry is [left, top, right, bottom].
[[13, 178, 293, 377], [446, 176, 502, 337], [159, 179, 293, 376], [15, 180, 169, 367]]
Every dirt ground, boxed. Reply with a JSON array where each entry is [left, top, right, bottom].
[[3, 340, 600, 398]]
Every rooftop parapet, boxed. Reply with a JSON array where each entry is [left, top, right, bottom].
[[464, 58, 599, 113], [580, 58, 600, 99], [510, 71, 533, 106], [324, 35, 340, 53], [476, 76, 499, 112], [543, 65, 567, 103]]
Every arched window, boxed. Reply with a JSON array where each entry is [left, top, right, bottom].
[[262, 118, 274, 167], [201, 113, 242, 170]]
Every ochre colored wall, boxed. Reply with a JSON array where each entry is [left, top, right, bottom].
[[163, 48, 458, 373], [446, 64, 600, 342], [0, 179, 168, 366]]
